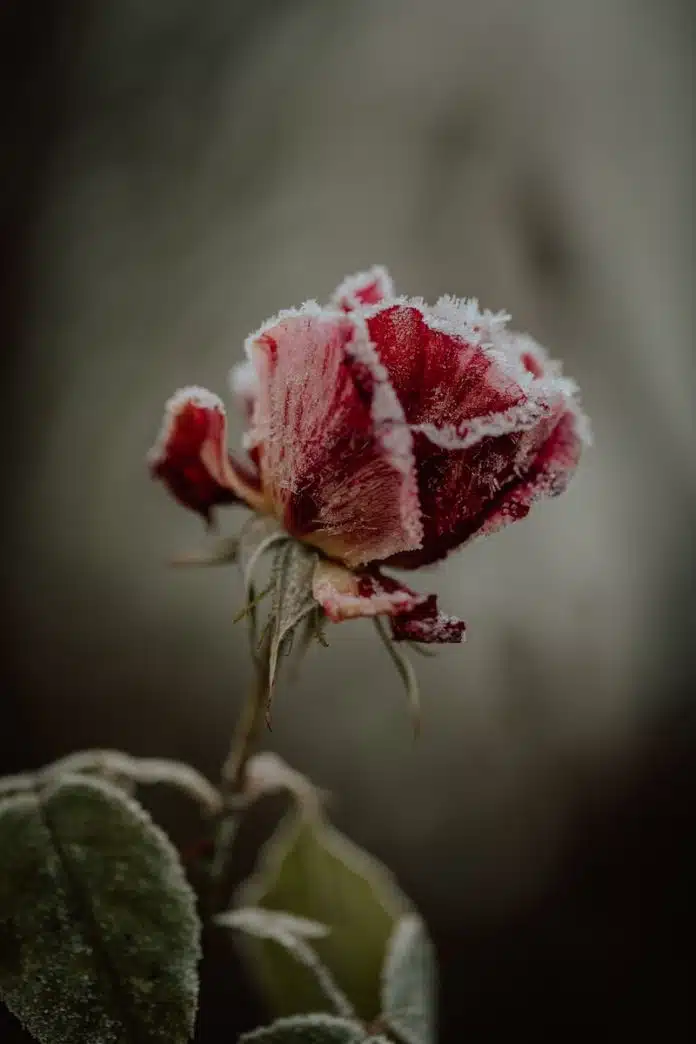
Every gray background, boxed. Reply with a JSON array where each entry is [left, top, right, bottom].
[[2, 1, 693, 1040]]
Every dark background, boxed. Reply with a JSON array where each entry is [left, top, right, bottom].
[[1, 1, 694, 1041]]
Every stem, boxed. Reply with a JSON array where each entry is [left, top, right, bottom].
[[208, 631, 271, 911], [220, 631, 271, 799]]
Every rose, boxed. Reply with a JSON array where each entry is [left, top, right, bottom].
[[149, 267, 589, 643]]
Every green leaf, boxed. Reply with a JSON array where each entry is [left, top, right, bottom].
[[381, 915, 436, 1044], [233, 808, 407, 1021], [0, 751, 222, 815], [0, 774, 201, 1044], [218, 907, 353, 1018], [218, 906, 330, 941], [237, 515, 288, 599], [170, 534, 239, 567], [239, 1013, 366, 1043], [373, 618, 421, 736], [243, 753, 326, 811], [266, 541, 319, 722]]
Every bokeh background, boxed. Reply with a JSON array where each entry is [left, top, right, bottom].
[[1, 1, 694, 1040]]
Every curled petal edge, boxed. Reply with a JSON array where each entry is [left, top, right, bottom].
[[331, 264, 395, 311], [148, 386, 266, 521], [312, 559, 465, 645]]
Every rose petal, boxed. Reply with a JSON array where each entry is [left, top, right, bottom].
[[474, 405, 586, 539], [366, 301, 546, 438], [331, 265, 394, 312], [390, 404, 585, 568], [390, 594, 466, 644], [312, 559, 423, 622], [246, 306, 422, 567], [148, 386, 264, 522], [361, 300, 588, 567], [313, 559, 465, 643]]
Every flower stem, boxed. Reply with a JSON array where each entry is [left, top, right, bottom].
[[208, 631, 271, 911], [220, 640, 270, 797]]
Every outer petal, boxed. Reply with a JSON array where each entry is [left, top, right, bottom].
[[472, 406, 586, 539], [148, 386, 264, 522], [246, 306, 423, 568], [312, 559, 465, 644], [331, 265, 394, 311], [362, 300, 589, 567], [312, 560, 422, 621], [389, 594, 466, 644]]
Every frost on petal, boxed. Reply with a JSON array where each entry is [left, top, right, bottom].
[[230, 360, 259, 418], [312, 560, 422, 623], [366, 302, 540, 440], [331, 266, 395, 312], [312, 560, 464, 644], [473, 406, 586, 540], [148, 386, 263, 522], [362, 302, 588, 567], [247, 308, 422, 568], [389, 594, 466, 644], [391, 403, 587, 568]]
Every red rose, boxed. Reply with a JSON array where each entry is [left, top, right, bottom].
[[149, 267, 589, 644]]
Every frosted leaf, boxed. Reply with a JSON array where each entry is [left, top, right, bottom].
[[218, 906, 330, 941], [239, 1013, 366, 1044], [243, 753, 325, 814], [218, 907, 353, 1018], [36, 749, 222, 815], [381, 915, 436, 1044], [233, 807, 407, 1021], [266, 540, 319, 722], [237, 515, 288, 602], [0, 774, 201, 1044], [373, 617, 421, 737], [169, 535, 240, 568]]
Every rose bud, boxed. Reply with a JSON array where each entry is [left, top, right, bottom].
[[149, 267, 589, 645]]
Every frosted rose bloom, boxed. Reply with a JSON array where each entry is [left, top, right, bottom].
[[150, 267, 589, 644]]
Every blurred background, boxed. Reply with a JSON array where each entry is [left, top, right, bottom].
[[1, 0, 693, 1040]]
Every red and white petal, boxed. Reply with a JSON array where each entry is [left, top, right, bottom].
[[313, 560, 466, 644], [363, 299, 589, 567], [246, 306, 422, 568], [473, 405, 586, 540], [389, 403, 585, 568], [331, 265, 394, 312], [148, 386, 265, 522], [389, 595, 466, 644], [312, 560, 422, 622], [366, 300, 558, 444]]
